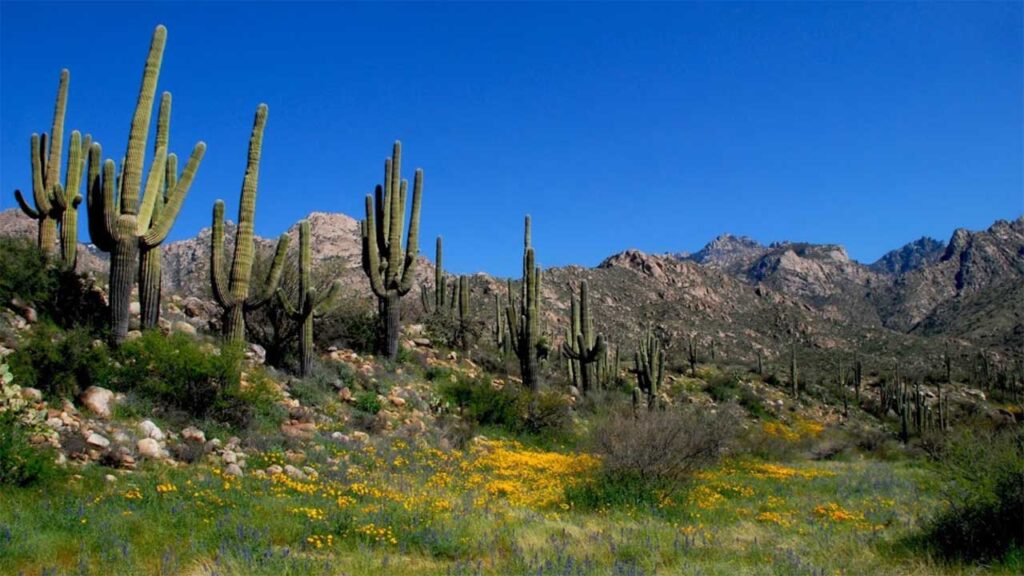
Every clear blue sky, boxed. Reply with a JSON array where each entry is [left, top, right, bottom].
[[1, 1, 1021, 276]]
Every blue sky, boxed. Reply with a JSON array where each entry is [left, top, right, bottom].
[[1, 1, 1021, 276]]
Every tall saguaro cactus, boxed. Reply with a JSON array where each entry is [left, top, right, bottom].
[[86, 26, 205, 344], [421, 236, 447, 315], [14, 69, 89, 267], [632, 328, 664, 411], [360, 141, 423, 360], [506, 216, 542, 391], [562, 281, 605, 395], [789, 341, 799, 398], [211, 104, 290, 344], [277, 220, 341, 376], [138, 92, 178, 329]]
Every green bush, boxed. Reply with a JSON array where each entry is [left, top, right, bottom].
[[354, 391, 382, 415], [113, 331, 243, 421], [704, 372, 769, 419], [0, 412, 59, 487], [0, 238, 107, 331], [7, 324, 113, 399], [438, 376, 572, 438], [919, 427, 1024, 563]]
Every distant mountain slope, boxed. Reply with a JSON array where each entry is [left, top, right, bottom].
[[870, 237, 945, 275]]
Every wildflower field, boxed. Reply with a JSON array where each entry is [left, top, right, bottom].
[[1, 433, 982, 576]]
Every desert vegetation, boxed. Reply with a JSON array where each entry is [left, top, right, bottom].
[[1, 22, 1022, 576]]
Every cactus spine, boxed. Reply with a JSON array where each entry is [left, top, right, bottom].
[[360, 141, 423, 360], [632, 328, 664, 411], [14, 69, 87, 267], [562, 281, 606, 395], [277, 220, 342, 376], [86, 26, 205, 344], [210, 104, 289, 344], [506, 216, 542, 391]]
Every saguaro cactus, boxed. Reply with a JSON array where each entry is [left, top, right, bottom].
[[14, 69, 89, 267], [506, 216, 542, 391], [562, 281, 605, 395], [277, 220, 341, 376], [360, 141, 423, 360], [86, 26, 205, 344], [687, 335, 698, 377], [211, 104, 290, 344], [493, 293, 509, 356], [138, 92, 177, 329], [632, 328, 664, 411], [421, 236, 447, 315]]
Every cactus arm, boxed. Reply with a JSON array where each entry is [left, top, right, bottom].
[[244, 233, 289, 310], [313, 281, 343, 318], [45, 70, 69, 192], [165, 153, 178, 192], [141, 142, 205, 247], [398, 168, 423, 294], [363, 195, 385, 297], [210, 200, 234, 308], [276, 287, 300, 318], [155, 92, 171, 153], [136, 145, 168, 233], [85, 145, 114, 252], [119, 26, 166, 216], [385, 166, 403, 288], [28, 134, 51, 214], [14, 190, 40, 218]]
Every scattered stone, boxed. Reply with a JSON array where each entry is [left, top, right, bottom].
[[281, 421, 317, 439], [129, 302, 141, 316], [338, 387, 353, 402], [172, 321, 197, 336], [246, 343, 267, 365], [181, 426, 206, 444], [225, 463, 244, 478], [412, 338, 431, 347], [350, 431, 369, 443], [222, 450, 237, 464], [126, 330, 143, 341], [964, 388, 986, 401], [80, 386, 115, 419], [266, 464, 283, 476], [104, 474, 117, 483], [86, 433, 110, 449], [137, 438, 162, 459], [20, 387, 43, 402], [182, 297, 205, 318], [283, 464, 306, 480], [389, 395, 406, 407], [139, 420, 165, 441]]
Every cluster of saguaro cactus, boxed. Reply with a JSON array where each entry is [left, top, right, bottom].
[[631, 328, 664, 411], [562, 281, 606, 395], [835, 356, 848, 417], [853, 354, 863, 402], [756, 348, 764, 376], [420, 237, 472, 350], [421, 237, 448, 313], [453, 275, 471, 350], [210, 104, 289, 344], [493, 293, 510, 356], [505, 216, 542, 390], [881, 360, 951, 443], [687, 335, 698, 377], [14, 70, 90, 269], [360, 141, 423, 360], [276, 220, 341, 376], [87, 26, 206, 344]]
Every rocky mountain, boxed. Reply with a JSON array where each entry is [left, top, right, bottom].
[[2, 207, 1021, 359], [870, 236, 945, 275]]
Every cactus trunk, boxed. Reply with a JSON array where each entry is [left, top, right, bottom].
[[139, 247, 162, 329], [110, 221, 139, 344]]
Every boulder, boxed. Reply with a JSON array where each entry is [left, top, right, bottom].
[[181, 426, 206, 444], [86, 433, 110, 449], [172, 321, 197, 336], [138, 420, 165, 441], [137, 438, 163, 459], [80, 386, 115, 419]]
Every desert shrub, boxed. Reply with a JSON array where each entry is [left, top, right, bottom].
[[918, 427, 1024, 563], [438, 375, 572, 438], [589, 405, 737, 492], [704, 372, 769, 419], [113, 331, 243, 421], [0, 238, 107, 331], [353, 391, 382, 415], [0, 412, 59, 487], [291, 362, 353, 407], [7, 324, 113, 399]]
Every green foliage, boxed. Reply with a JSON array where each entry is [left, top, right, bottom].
[[919, 427, 1024, 563], [438, 375, 572, 438], [114, 331, 243, 421], [353, 390, 382, 415], [0, 238, 107, 331], [0, 412, 60, 488], [7, 324, 113, 399], [703, 372, 770, 419]]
